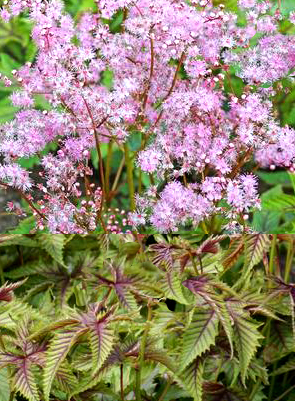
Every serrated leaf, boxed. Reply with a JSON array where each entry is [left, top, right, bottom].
[[183, 276, 234, 359], [38, 235, 65, 266], [222, 236, 244, 270], [144, 348, 177, 373], [43, 328, 85, 401], [114, 284, 138, 311], [54, 364, 77, 394], [263, 321, 295, 363], [263, 193, 295, 211], [0, 368, 10, 401], [180, 357, 203, 401], [244, 235, 271, 270], [162, 271, 189, 305], [4, 261, 41, 279], [257, 171, 291, 186], [0, 235, 38, 247], [271, 358, 295, 376], [180, 308, 218, 369], [28, 319, 79, 341], [13, 360, 39, 401], [0, 279, 27, 302], [89, 324, 114, 375], [227, 300, 263, 384]]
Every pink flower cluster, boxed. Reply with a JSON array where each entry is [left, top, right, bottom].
[[0, 0, 294, 233]]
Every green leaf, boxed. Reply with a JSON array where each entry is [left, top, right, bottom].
[[0, 369, 10, 401], [121, 242, 141, 256], [8, 216, 36, 234], [38, 234, 66, 266], [0, 95, 19, 122], [257, 171, 291, 186], [263, 321, 295, 363], [162, 271, 190, 305], [43, 328, 85, 401], [54, 364, 77, 395], [288, 172, 295, 194], [227, 301, 263, 384], [271, 358, 295, 376], [180, 308, 218, 369], [13, 360, 39, 401], [251, 210, 281, 233], [0, 53, 21, 75], [180, 357, 203, 401], [144, 348, 177, 373], [0, 234, 38, 247], [262, 193, 295, 212], [89, 324, 114, 375], [243, 234, 271, 276]]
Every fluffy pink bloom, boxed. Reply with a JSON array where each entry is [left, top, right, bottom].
[[0, 0, 294, 233]]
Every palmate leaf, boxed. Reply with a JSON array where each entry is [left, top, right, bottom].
[[226, 300, 263, 384], [13, 359, 40, 401], [38, 234, 66, 266], [180, 308, 218, 369], [43, 327, 86, 401], [180, 357, 203, 401], [89, 324, 114, 375]]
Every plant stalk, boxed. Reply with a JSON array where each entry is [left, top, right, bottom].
[[120, 364, 124, 401], [284, 239, 293, 283], [124, 143, 135, 211], [269, 234, 277, 276], [105, 141, 113, 205], [135, 301, 152, 401]]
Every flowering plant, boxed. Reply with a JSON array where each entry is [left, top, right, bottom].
[[0, 0, 295, 233]]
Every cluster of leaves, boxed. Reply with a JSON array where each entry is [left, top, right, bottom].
[[0, 233, 295, 401]]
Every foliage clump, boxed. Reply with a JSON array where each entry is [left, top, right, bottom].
[[0, 233, 295, 400]]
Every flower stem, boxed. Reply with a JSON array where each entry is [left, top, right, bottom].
[[135, 300, 152, 401], [284, 239, 293, 283], [124, 143, 135, 211], [269, 234, 277, 276], [158, 377, 172, 401], [105, 141, 113, 205]]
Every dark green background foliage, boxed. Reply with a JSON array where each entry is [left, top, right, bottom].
[[0, 233, 295, 401]]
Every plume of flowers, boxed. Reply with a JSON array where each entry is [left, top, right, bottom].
[[0, 0, 295, 233]]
